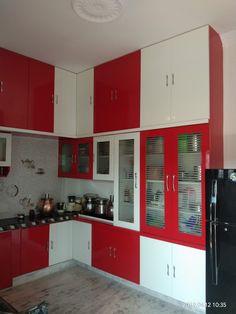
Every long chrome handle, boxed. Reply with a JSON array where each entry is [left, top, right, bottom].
[[108, 246, 112, 257], [166, 175, 170, 192], [210, 222, 219, 285], [51, 240, 53, 250], [135, 172, 138, 189], [173, 266, 176, 278], [172, 175, 176, 192], [90, 96, 92, 105], [0, 81, 3, 93], [113, 247, 116, 259], [172, 73, 175, 85], [211, 179, 218, 221], [55, 95, 59, 104], [166, 75, 168, 87], [167, 264, 169, 276], [88, 241, 90, 250]]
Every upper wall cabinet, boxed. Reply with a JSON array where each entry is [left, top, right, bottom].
[[141, 26, 212, 128], [28, 59, 54, 132], [94, 51, 140, 133], [0, 48, 28, 129], [77, 69, 94, 137], [54, 68, 77, 137]]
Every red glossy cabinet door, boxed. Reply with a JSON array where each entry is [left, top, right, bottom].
[[21, 225, 49, 275], [92, 223, 140, 283], [28, 59, 54, 132], [94, 50, 140, 133], [0, 231, 12, 289], [11, 229, 21, 277], [0, 48, 28, 129]]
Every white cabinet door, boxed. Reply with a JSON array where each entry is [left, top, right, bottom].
[[171, 26, 209, 123], [77, 69, 94, 137], [140, 236, 172, 297], [72, 221, 91, 266], [172, 243, 205, 304], [54, 68, 77, 137], [49, 221, 72, 266], [141, 40, 171, 128], [93, 135, 114, 181], [114, 132, 140, 231]]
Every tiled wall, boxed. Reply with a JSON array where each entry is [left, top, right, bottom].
[[0, 134, 62, 219]]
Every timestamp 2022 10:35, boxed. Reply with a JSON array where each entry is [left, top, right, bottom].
[[184, 301, 227, 310]]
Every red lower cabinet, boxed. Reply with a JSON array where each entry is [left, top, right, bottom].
[[92, 223, 140, 284], [0, 231, 12, 289], [12, 229, 21, 277], [21, 225, 49, 275]]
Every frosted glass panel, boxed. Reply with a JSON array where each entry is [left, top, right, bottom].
[[178, 133, 202, 236], [61, 144, 72, 173], [145, 136, 165, 228], [78, 143, 89, 174], [118, 139, 134, 223], [97, 141, 109, 175], [0, 138, 6, 162]]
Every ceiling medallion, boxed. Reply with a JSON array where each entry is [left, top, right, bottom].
[[72, 0, 124, 23]]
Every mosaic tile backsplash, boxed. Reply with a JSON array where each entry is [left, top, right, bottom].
[[0, 135, 62, 219]]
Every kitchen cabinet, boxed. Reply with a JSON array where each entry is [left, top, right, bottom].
[[114, 132, 140, 230], [141, 26, 221, 128], [0, 133, 12, 167], [0, 231, 12, 289], [28, 58, 54, 132], [72, 220, 91, 266], [49, 221, 72, 266], [0, 48, 28, 129], [93, 135, 114, 181], [58, 137, 93, 179], [140, 124, 209, 248], [94, 51, 140, 133], [21, 225, 49, 275], [54, 67, 77, 137], [92, 222, 140, 284], [140, 236, 205, 304], [77, 69, 94, 137], [11, 229, 21, 278]]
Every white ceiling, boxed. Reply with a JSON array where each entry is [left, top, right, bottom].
[[1, 0, 236, 73]]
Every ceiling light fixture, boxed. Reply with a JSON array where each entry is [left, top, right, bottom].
[[71, 0, 124, 23]]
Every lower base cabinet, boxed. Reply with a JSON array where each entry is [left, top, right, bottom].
[[72, 221, 91, 266], [21, 225, 49, 274], [140, 236, 205, 304], [92, 222, 140, 284], [0, 232, 12, 289], [49, 221, 72, 266]]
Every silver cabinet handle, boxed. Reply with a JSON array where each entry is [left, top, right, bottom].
[[166, 175, 170, 192], [167, 264, 170, 276], [108, 246, 112, 257], [51, 240, 53, 250], [172, 73, 175, 85], [173, 266, 176, 278], [166, 75, 168, 87], [172, 175, 176, 192], [90, 96, 92, 105], [55, 95, 59, 104], [135, 172, 138, 189], [0, 81, 3, 93], [88, 241, 90, 250], [113, 247, 116, 259]]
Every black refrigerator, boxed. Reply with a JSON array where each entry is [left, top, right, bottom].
[[206, 169, 236, 313]]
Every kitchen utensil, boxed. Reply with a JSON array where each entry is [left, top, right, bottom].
[[95, 198, 108, 215], [68, 195, 76, 203], [29, 209, 36, 220], [37, 193, 55, 217], [106, 195, 114, 218], [17, 213, 25, 221]]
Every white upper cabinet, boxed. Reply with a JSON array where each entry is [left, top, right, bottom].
[[141, 26, 209, 128], [77, 69, 94, 137], [54, 68, 77, 137], [93, 135, 114, 181]]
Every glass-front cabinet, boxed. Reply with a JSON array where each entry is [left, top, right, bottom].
[[93, 135, 114, 180], [114, 132, 140, 231], [141, 124, 208, 247], [0, 133, 12, 167], [58, 137, 93, 179]]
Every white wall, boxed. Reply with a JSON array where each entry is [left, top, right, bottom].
[[222, 30, 236, 168]]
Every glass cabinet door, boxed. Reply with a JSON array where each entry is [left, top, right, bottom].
[[178, 133, 202, 236], [78, 143, 89, 174], [76, 137, 93, 179], [145, 136, 165, 228], [97, 141, 110, 175], [60, 142, 73, 175]]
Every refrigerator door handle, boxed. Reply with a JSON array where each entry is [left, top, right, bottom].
[[210, 222, 219, 286], [210, 179, 218, 221]]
